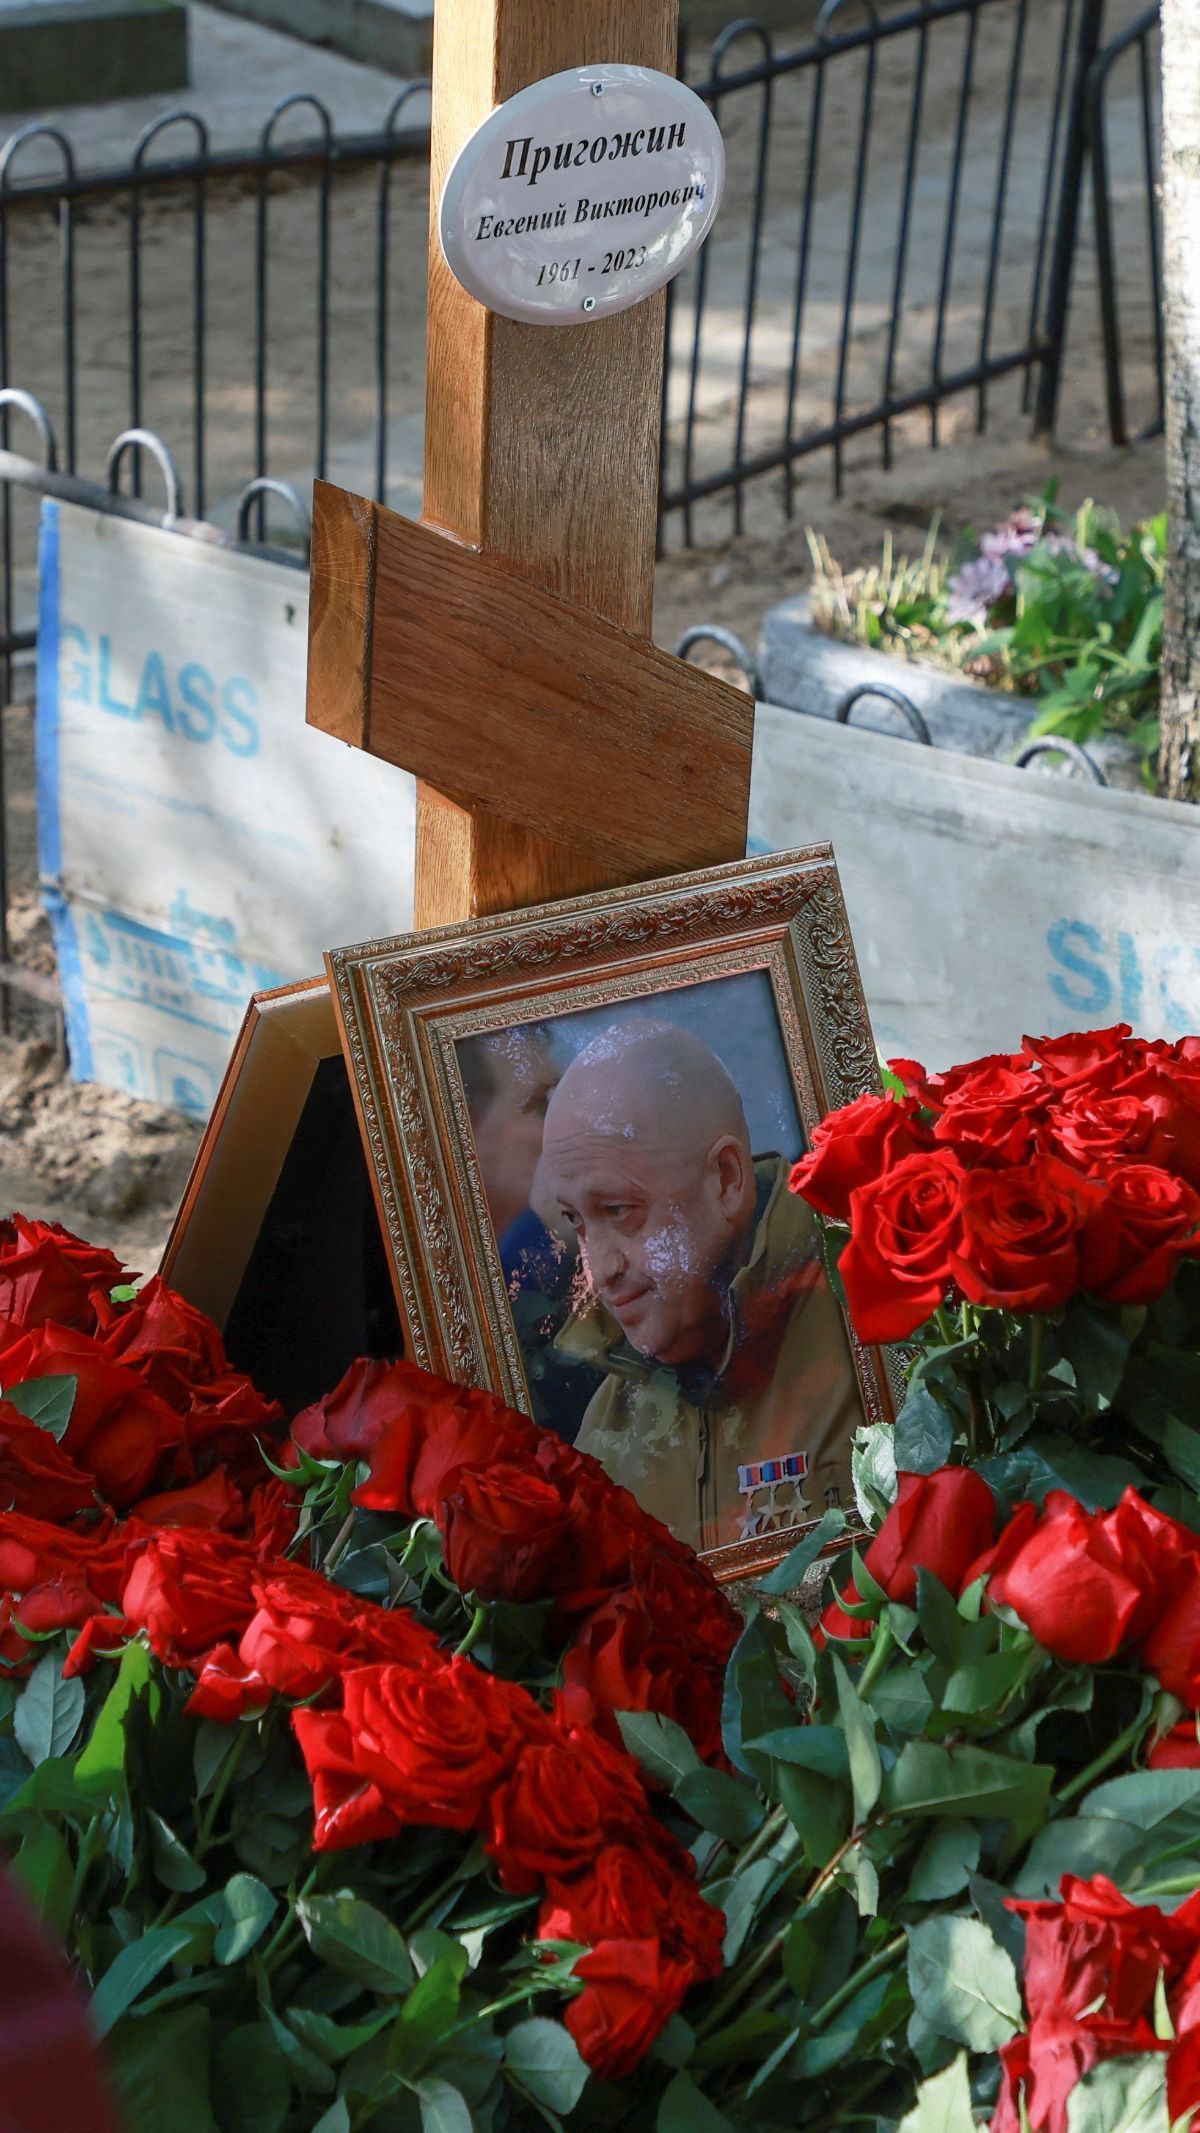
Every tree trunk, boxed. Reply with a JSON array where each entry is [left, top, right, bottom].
[[1159, 0, 1200, 801]]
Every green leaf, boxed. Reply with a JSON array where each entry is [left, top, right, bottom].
[[616, 1710, 702, 1790], [722, 1612, 793, 1779], [211, 2024, 290, 2133], [907, 1823, 981, 1904], [415, 2077, 473, 2133], [75, 1639, 152, 1801], [297, 1893, 414, 1994], [833, 1653, 881, 1824], [13, 1816, 73, 1935], [756, 1508, 846, 1596], [287, 2007, 393, 2065], [871, 1666, 935, 1736], [1058, 1300, 1131, 1410], [5, 1375, 78, 1440], [882, 1740, 1052, 1822], [674, 1767, 763, 1842], [309, 2104, 351, 2133], [894, 1386, 956, 1473], [91, 1926, 194, 2038], [1065, 2053, 1169, 2133], [907, 1913, 1022, 2051], [1084, 1767, 1200, 1834], [13, 1652, 84, 1768], [658, 2071, 736, 2130], [399, 1952, 464, 2049], [504, 2018, 589, 2113], [149, 1812, 206, 1894], [193, 1719, 239, 1801], [264, 2007, 337, 2098], [107, 2006, 216, 2133], [215, 1873, 276, 1964], [744, 1726, 849, 1778], [706, 1860, 774, 1965], [897, 2052, 975, 2133]]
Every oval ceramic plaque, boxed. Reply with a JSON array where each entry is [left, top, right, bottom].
[[438, 63, 725, 327]]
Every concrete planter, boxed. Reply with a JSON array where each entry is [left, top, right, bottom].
[[759, 594, 1146, 792]]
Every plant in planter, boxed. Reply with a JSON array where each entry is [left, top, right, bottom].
[[798, 496, 1166, 785]]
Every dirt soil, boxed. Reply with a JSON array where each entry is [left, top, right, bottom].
[[0, 0, 1169, 1268]]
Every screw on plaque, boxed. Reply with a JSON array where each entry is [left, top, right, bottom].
[[581, 295, 597, 312], [590, 80, 604, 95]]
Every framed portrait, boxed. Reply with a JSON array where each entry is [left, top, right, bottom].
[[160, 978, 403, 1413], [327, 846, 894, 1583]]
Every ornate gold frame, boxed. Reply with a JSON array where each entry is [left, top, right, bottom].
[[327, 845, 894, 1583]]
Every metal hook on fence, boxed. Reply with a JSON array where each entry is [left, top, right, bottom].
[[0, 390, 58, 471], [0, 121, 76, 191], [233, 477, 311, 558], [711, 17, 774, 72], [814, 0, 880, 38], [133, 108, 211, 167], [384, 80, 432, 131], [1013, 736, 1109, 787], [674, 624, 763, 698], [834, 681, 933, 746], [261, 91, 335, 155], [105, 428, 184, 526]]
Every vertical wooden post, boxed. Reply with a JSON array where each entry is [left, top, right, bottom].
[[417, 0, 679, 928]]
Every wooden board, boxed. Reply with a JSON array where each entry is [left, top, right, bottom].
[[307, 488, 754, 878]]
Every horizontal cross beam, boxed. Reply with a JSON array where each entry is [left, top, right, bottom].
[[306, 482, 754, 880]]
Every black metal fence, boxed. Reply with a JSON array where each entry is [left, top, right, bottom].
[[0, 0, 1162, 659], [1085, 2, 1162, 447]]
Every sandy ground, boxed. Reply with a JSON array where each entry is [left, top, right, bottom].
[[0, 0, 1168, 1262]]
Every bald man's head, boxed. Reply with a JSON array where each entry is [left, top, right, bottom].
[[538, 1019, 759, 1370]]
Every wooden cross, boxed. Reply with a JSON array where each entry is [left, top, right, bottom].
[[304, 0, 754, 931]]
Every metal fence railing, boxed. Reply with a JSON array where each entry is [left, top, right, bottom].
[[662, 0, 1096, 542], [0, 0, 1160, 653], [1085, 3, 1162, 447]]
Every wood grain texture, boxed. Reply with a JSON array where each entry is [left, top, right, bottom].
[[305, 482, 376, 748], [368, 506, 752, 874], [424, 0, 674, 631]]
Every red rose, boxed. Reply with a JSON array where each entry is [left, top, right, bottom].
[[1147, 1720, 1200, 1770], [987, 1494, 1146, 1664], [1101, 1491, 1200, 1644], [1046, 1093, 1157, 1173], [292, 1356, 418, 1466], [1141, 1566, 1200, 1704], [529, 1438, 706, 1614], [558, 1558, 734, 1765], [950, 1156, 1106, 1315], [0, 1324, 182, 1507], [188, 1562, 437, 1718], [0, 1401, 97, 1520], [97, 1277, 228, 1404], [1021, 1025, 1140, 1092], [540, 1844, 724, 1979], [439, 1463, 574, 1602], [120, 1529, 262, 1663], [817, 1578, 872, 1643], [930, 1060, 1048, 1166], [0, 1513, 134, 1669], [788, 1092, 933, 1223], [840, 1149, 966, 1343], [0, 1216, 126, 1334], [565, 1939, 692, 2078], [1112, 1057, 1200, 1187], [130, 1467, 244, 1530], [1080, 1165, 1200, 1305], [350, 1367, 538, 1517], [295, 1657, 529, 1847], [487, 1724, 650, 1893], [996, 1874, 1190, 2133], [865, 1467, 996, 1606], [286, 1708, 406, 1850]]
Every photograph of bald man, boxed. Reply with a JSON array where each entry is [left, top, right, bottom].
[[533, 1015, 862, 1555]]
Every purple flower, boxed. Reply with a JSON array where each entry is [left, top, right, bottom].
[[946, 554, 1010, 625]]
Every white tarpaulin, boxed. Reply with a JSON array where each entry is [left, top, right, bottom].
[[748, 704, 1200, 1067], [36, 498, 416, 1119]]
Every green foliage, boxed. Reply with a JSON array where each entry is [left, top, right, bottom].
[[808, 496, 1166, 776]]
